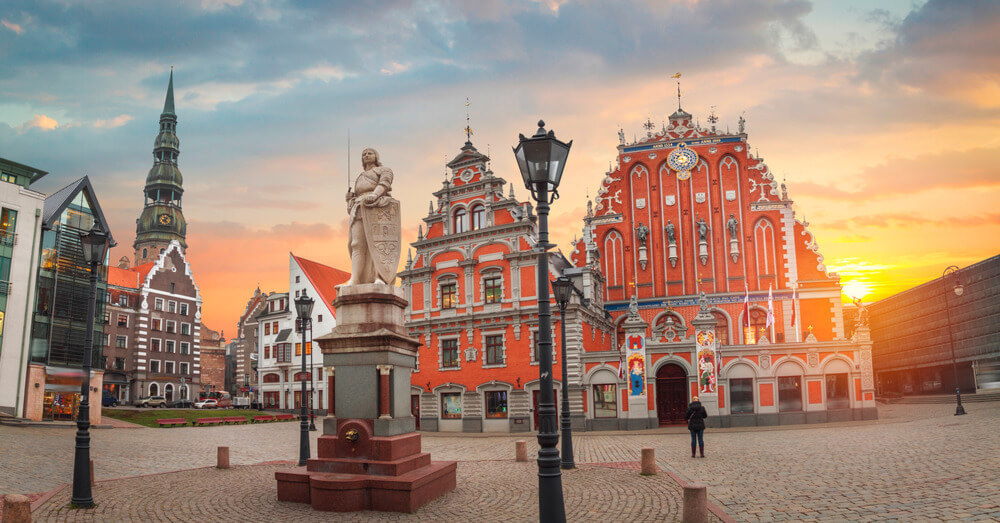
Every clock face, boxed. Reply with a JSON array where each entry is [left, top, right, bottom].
[[158, 214, 172, 226], [667, 145, 699, 173]]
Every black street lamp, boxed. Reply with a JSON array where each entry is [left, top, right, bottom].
[[294, 289, 315, 465], [73, 223, 108, 508], [551, 276, 577, 470], [942, 265, 967, 416], [513, 120, 571, 523], [308, 329, 317, 432]]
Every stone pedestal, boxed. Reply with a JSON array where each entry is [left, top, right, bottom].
[[275, 283, 456, 513]]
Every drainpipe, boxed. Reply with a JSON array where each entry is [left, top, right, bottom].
[[15, 207, 43, 418]]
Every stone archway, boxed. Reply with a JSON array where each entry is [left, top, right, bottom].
[[656, 363, 688, 425]]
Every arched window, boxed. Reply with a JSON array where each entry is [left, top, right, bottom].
[[164, 383, 174, 402], [603, 230, 625, 288], [743, 307, 768, 344], [293, 372, 312, 381], [263, 373, 280, 383], [754, 219, 777, 277], [711, 311, 729, 345], [142, 248, 148, 259], [149, 383, 159, 397], [470, 204, 485, 231], [453, 208, 467, 234], [614, 316, 627, 349]]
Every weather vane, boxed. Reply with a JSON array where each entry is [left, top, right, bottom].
[[464, 97, 473, 142], [707, 105, 719, 131], [671, 72, 682, 110]]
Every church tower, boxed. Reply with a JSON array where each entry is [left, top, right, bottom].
[[134, 70, 188, 265]]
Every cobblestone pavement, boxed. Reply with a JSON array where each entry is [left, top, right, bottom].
[[5, 402, 1000, 521], [33, 461, 701, 522]]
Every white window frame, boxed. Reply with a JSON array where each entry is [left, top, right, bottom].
[[482, 331, 507, 368], [480, 269, 504, 305], [166, 320, 177, 334], [118, 295, 128, 307], [179, 303, 188, 316], [165, 361, 175, 374], [117, 314, 128, 327], [438, 277, 459, 310], [439, 336, 461, 371], [181, 322, 191, 335], [180, 362, 189, 375], [154, 298, 164, 311], [150, 360, 161, 373], [167, 300, 177, 313], [180, 341, 190, 355], [165, 340, 176, 353], [116, 335, 127, 349], [151, 338, 162, 352]]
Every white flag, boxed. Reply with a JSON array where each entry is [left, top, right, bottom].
[[766, 284, 775, 329]]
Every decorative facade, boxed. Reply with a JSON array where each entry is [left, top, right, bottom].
[[403, 102, 877, 431], [233, 288, 265, 395]]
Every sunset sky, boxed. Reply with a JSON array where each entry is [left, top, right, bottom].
[[2, 0, 998, 334]]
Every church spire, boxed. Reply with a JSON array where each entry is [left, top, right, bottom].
[[163, 68, 176, 116]]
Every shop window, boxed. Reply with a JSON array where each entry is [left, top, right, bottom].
[[484, 276, 502, 304], [485, 335, 504, 365], [730, 378, 754, 414], [485, 390, 508, 418], [593, 384, 618, 418], [778, 376, 802, 412], [826, 373, 850, 409], [441, 392, 462, 419], [471, 205, 485, 231], [440, 282, 457, 309], [116, 335, 127, 348], [441, 339, 459, 368], [263, 391, 280, 408]]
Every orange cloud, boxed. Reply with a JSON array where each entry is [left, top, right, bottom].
[[22, 114, 59, 131], [1, 20, 23, 35], [93, 114, 133, 128]]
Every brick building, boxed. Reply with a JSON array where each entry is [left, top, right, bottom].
[[403, 100, 877, 431], [233, 288, 265, 396], [199, 325, 227, 394]]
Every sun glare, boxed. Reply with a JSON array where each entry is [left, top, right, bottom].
[[842, 280, 871, 301]]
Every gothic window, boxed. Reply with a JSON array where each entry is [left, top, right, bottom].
[[743, 307, 767, 344], [631, 164, 648, 180], [471, 204, 485, 231], [453, 207, 467, 234], [711, 311, 729, 345], [754, 219, 777, 277], [603, 230, 625, 289]]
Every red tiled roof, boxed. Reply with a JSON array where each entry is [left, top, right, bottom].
[[107, 262, 157, 290], [292, 254, 351, 317]]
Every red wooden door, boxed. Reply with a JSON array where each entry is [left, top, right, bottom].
[[656, 364, 688, 425]]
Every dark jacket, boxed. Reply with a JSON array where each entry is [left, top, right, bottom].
[[685, 401, 708, 431]]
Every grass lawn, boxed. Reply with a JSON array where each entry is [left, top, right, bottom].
[[103, 408, 268, 428]]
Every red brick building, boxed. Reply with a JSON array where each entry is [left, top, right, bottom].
[[402, 104, 877, 431]]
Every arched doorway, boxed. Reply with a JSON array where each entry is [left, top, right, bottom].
[[164, 383, 174, 402], [656, 363, 688, 425]]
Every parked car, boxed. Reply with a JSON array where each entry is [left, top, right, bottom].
[[232, 397, 251, 409], [102, 393, 119, 407], [194, 399, 218, 409], [167, 399, 194, 409], [138, 396, 168, 408]]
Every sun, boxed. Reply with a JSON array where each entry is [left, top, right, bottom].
[[842, 280, 872, 301]]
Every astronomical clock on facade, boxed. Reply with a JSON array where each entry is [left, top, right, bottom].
[[402, 95, 878, 432]]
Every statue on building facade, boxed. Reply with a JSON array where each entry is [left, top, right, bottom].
[[635, 222, 650, 246], [696, 218, 708, 243], [727, 214, 739, 240], [666, 220, 676, 245], [343, 147, 401, 286]]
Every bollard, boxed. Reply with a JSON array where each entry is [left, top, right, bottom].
[[515, 440, 528, 462], [640, 447, 656, 475], [3, 494, 32, 522], [682, 483, 708, 523], [90, 459, 95, 486], [217, 446, 230, 469]]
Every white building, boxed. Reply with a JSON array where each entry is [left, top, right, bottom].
[[0, 158, 47, 418], [256, 254, 349, 412]]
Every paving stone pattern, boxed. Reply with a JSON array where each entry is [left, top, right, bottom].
[[4, 402, 999, 521]]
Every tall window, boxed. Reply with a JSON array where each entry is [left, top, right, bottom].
[[114, 357, 125, 370], [154, 298, 164, 311], [165, 361, 175, 374], [453, 208, 467, 233], [471, 205, 485, 231], [826, 373, 849, 409], [150, 360, 160, 373], [151, 318, 161, 331], [730, 378, 754, 414], [743, 308, 767, 344], [116, 335, 127, 348], [441, 339, 459, 368], [165, 320, 176, 334], [711, 312, 729, 345], [180, 342, 190, 355], [165, 340, 175, 353], [180, 323, 191, 335], [593, 384, 618, 418], [754, 219, 777, 277], [485, 391, 508, 418], [485, 335, 504, 365], [151, 339, 161, 352], [603, 231, 625, 288], [484, 276, 502, 304], [179, 303, 188, 316], [778, 376, 802, 412], [167, 300, 177, 313], [440, 282, 457, 309], [264, 322, 271, 335], [441, 392, 462, 419]]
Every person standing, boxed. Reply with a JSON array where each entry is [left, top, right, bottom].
[[686, 396, 708, 458]]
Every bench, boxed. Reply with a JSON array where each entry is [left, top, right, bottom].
[[252, 415, 275, 423], [223, 416, 248, 424], [275, 414, 296, 421], [157, 418, 187, 427], [194, 417, 224, 426]]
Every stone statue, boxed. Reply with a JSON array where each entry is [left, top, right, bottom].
[[666, 220, 676, 245], [696, 218, 708, 243], [738, 115, 746, 134], [781, 182, 788, 201], [853, 298, 869, 328], [343, 147, 401, 286], [635, 223, 650, 246], [618, 128, 625, 145], [727, 214, 739, 240], [628, 294, 639, 317]]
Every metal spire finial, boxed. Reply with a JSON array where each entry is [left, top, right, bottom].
[[464, 97, 473, 143], [671, 72, 682, 110]]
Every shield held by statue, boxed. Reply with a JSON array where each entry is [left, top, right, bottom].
[[361, 198, 402, 285]]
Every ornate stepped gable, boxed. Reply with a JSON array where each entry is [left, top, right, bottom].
[[572, 104, 842, 343]]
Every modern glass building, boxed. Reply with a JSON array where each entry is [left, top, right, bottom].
[[23, 176, 115, 421]]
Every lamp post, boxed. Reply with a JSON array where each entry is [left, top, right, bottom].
[[513, 120, 571, 522], [295, 289, 315, 465], [308, 324, 317, 431], [73, 223, 108, 508], [551, 276, 577, 470], [942, 265, 967, 416]]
